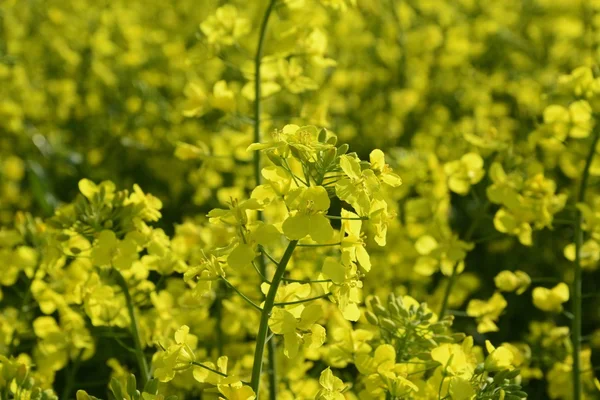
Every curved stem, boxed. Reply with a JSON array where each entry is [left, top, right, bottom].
[[250, 240, 298, 397], [113, 269, 150, 387], [571, 127, 599, 400], [253, 0, 277, 186]]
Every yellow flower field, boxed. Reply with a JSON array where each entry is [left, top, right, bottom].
[[1, 0, 600, 399]]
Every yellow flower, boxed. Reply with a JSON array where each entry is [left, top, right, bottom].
[[532, 283, 569, 313], [282, 186, 334, 243], [466, 292, 507, 333], [494, 270, 531, 294], [443, 153, 485, 195], [153, 325, 198, 382], [431, 337, 476, 379], [484, 341, 514, 371], [200, 5, 250, 47], [316, 368, 346, 400]]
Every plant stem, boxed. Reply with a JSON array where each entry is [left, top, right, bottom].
[[113, 269, 150, 387], [222, 277, 263, 311], [325, 215, 368, 220], [254, 1, 278, 398], [274, 292, 331, 306], [297, 242, 341, 247], [191, 361, 229, 378], [253, 0, 277, 187], [250, 240, 298, 398], [8, 265, 41, 354], [61, 349, 84, 400], [571, 127, 599, 400], [438, 201, 489, 318]]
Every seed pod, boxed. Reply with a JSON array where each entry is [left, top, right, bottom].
[[365, 311, 379, 326], [337, 144, 350, 156], [505, 369, 521, 379], [389, 301, 401, 317], [381, 318, 397, 331], [398, 307, 409, 318], [504, 384, 521, 391], [373, 304, 388, 316], [16, 363, 28, 385], [387, 292, 396, 305], [430, 323, 446, 334], [266, 151, 283, 167], [56, 233, 70, 241], [322, 148, 336, 166], [451, 333, 466, 342], [370, 296, 381, 306], [434, 335, 454, 343], [493, 370, 509, 383], [475, 363, 485, 374]]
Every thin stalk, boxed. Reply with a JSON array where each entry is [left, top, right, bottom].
[[8, 265, 41, 354], [253, 0, 277, 187], [325, 215, 368, 221], [222, 278, 263, 312], [61, 349, 84, 400], [274, 292, 331, 306], [191, 361, 229, 378], [254, 1, 278, 398], [113, 269, 150, 387], [281, 278, 332, 284], [438, 201, 489, 318], [250, 240, 298, 397], [215, 284, 224, 356], [297, 242, 341, 247], [571, 127, 599, 400]]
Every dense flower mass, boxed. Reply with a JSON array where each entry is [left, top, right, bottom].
[[2, 0, 600, 399]]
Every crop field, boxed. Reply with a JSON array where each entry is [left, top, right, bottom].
[[1, 1, 600, 399]]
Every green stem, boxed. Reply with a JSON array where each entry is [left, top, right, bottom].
[[297, 242, 341, 247], [254, 1, 278, 398], [274, 292, 331, 306], [253, 0, 277, 188], [215, 284, 224, 356], [113, 269, 150, 387], [222, 278, 263, 311], [325, 215, 368, 221], [61, 349, 84, 400], [250, 240, 298, 397], [266, 335, 278, 400], [8, 265, 41, 354], [191, 361, 229, 378], [438, 201, 489, 318], [571, 127, 599, 400], [281, 278, 332, 284]]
